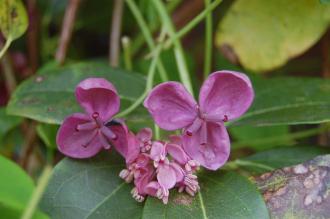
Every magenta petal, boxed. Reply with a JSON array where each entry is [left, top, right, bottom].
[[56, 113, 103, 158], [136, 128, 152, 142], [75, 78, 120, 121], [166, 143, 190, 165], [110, 124, 139, 164], [157, 165, 177, 189], [183, 122, 230, 170], [199, 71, 254, 121], [145, 181, 160, 197], [170, 162, 185, 182], [144, 82, 198, 130], [135, 165, 154, 195]]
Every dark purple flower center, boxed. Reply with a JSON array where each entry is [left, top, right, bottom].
[[75, 112, 117, 149]]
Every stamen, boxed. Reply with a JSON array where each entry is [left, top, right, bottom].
[[200, 122, 207, 145], [76, 121, 97, 131], [186, 118, 203, 136], [100, 126, 117, 140], [99, 132, 111, 149], [92, 112, 99, 118], [223, 115, 228, 122], [81, 130, 98, 148]]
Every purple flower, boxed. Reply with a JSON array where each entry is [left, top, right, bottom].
[[144, 71, 254, 170], [56, 78, 121, 158]]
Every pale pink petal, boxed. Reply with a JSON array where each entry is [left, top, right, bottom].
[[182, 122, 230, 170], [150, 141, 166, 161], [199, 71, 254, 121], [170, 162, 185, 182], [166, 143, 190, 165], [157, 165, 177, 189], [144, 82, 198, 130], [56, 113, 103, 158], [136, 128, 152, 142], [75, 78, 120, 121]]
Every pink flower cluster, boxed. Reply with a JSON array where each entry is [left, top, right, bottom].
[[113, 126, 200, 204], [56, 71, 254, 204]]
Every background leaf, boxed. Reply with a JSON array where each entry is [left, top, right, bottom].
[[7, 62, 147, 124], [0, 155, 48, 218], [216, 0, 330, 72], [36, 123, 59, 150], [0, 107, 22, 142], [240, 146, 330, 174], [230, 77, 330, 126], [0, 0, 28, 40], [41, 152, 269, 219]]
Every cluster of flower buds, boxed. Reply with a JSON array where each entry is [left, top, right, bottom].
[[56, 71, 254, 204], [115, 127, 200, 204]]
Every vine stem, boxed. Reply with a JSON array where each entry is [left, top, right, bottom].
[[21, 165, 53, 219], [151, 0, 193, 94], [116, 43, 161, 117], [0, 38, 12, 59], [164, 0, 222, 49], [55, 0, 81, 65], [203, 0, 212, 79], [109, 0, 124, 67], [125, 0, 169, 82]]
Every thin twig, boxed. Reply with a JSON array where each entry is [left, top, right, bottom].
[[19, 121, 38, 169], [21, 165, 52, 219], [26, 0, 39, 74], [55, 0, 81, 65], [0, 41, 16, 93], [109, 0, 124, 67]]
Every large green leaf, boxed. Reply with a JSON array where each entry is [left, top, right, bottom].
[[0, 155, 49, 218], [216, 0, 330, 72], [143, 172, 269, 219], [41, 152, 269, 219], [7, 62, 146, 124], [0, 107, 22, 142], [230, 77, 330, 126]]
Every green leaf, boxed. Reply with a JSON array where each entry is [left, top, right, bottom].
[[7, 62, 146, 124], [0, 107, 22, 142], [231, 77, 330, 126], [41, 152, 269, 219], [40, 152, 142, 219], [0, 155, 49, 219], [254, 154, 330, 218], [216, 0, 330, 72], [241, 146, 330, 174], [0, 0, 28, 40], [143, 171, 269, 219], [230, 125, 292, 150], [36, 123, 59, 150]]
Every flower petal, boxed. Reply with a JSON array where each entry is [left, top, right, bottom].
[[56, 113, 103, 158], [136, 128, 152, 142], [157, 165, 177, 189], [199, 71, 254, 121], [150, 141, 166, 161], [166, 143, 190, 165], [110, 123, 139, 164], [144, 82, 197, 130], [135, 165, 154, 195], [75, 78, 120, 121], [182, 122, 230, 170]]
